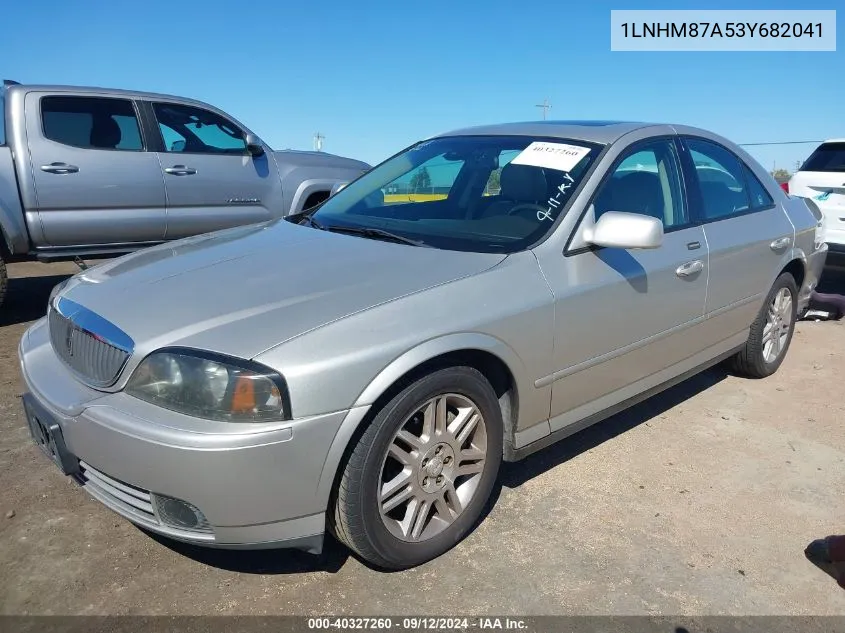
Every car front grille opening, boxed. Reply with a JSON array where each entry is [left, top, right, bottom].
[[76, 460, 157, 524], [76, 462, 212, 535]]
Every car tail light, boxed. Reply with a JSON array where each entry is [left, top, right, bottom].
[[780, 181, 789, 194]]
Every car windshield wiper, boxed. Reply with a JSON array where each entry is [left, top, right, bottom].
[[322, 225, 431, 248], [297, 214, 325, 230]]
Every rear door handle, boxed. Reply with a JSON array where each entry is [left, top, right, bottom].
[[163, 165, 197, 176], [40, 162, 79, 174], [676, 260, 704, 277], [770, 236, 792, 251]]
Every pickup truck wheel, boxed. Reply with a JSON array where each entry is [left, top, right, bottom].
[[330, 366, 502, 570], [0, 255, 7, 308], [729, 272, 797, 378]]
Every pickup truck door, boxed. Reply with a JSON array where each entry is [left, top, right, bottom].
[[147, 101, 284, 240], [24, 92, 167, 246]]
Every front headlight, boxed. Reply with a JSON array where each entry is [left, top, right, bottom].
[[125, 349, 289, 422]]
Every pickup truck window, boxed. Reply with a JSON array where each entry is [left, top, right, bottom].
[[152, 102, 247, 155], [41, 96, 143, 151]]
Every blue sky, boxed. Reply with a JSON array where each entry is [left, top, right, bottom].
[[2, 0, 842, 171]]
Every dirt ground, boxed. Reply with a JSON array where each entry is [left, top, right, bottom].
[[1, 260, 844, 615]]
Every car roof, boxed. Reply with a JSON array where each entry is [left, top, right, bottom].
[[4, 83, 207, 104], [820, 138, 845, 144], [438, 120, 669, 145]]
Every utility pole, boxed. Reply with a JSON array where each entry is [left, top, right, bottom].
[[313, 132, 325, 152], [535, 98, 551, 120]]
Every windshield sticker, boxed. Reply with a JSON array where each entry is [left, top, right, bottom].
[[538, 172, 575, 221], [511, 142, 591, 173]]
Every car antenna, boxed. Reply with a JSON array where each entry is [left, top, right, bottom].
[[73, 256, 89, 271]]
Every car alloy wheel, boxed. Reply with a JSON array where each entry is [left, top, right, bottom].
[[763, 287, 793, 364], [330, 366, 503, 569], [728, 272, 798, 379], [379, 393, 487, 542]]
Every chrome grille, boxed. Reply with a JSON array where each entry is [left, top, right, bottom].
[[48, 300, 132, 387]]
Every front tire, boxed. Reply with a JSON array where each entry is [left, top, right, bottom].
[[330, 366, 503, 570], [729, 272, 798, 378]]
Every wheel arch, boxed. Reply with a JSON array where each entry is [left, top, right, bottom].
[[315, 334, 524, 509], [778, 254, 805, 291], [289, 178, 338, 215]]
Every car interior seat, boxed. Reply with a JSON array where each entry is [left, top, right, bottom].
[[89, 116, 122, 149], [595, 171, 665, 222], [698, 180, 748, 219], [480, 163, 548, 218]]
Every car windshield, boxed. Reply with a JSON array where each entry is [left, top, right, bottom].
[[306, 135, 602, 253]]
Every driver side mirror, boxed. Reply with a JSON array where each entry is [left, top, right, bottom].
[[584, 211, 663, 250], [245, 133, 265, 157]]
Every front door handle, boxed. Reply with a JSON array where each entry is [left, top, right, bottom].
[[40, 162, 79, 174], [770, 236, 792, 251], [163, 165, 197, 176], [676, 260, 704, 278]]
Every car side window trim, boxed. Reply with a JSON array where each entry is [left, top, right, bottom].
[[564, 135, 693, 257], [680, 135, 776, 226], [135, 100, 165, 153], [38, 94, 148, 152], [150, 101, 249, 156]]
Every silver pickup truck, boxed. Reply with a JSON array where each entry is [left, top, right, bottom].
[[0, 80, 370, 306]]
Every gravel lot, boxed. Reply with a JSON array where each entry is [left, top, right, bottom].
[[1, 260, 844, 615]]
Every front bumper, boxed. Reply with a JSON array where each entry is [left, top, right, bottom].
[[18, 318, 353, 552]]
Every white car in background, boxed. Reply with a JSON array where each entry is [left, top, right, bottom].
[[788, 139, 845, 262]]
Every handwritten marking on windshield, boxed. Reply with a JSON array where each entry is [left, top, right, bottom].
[[538, 173, 575, 221]]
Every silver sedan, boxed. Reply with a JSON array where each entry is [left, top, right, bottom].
[[19, 121, 828, 569]]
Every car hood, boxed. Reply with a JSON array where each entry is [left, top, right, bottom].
[[58, 220, 506, 360]]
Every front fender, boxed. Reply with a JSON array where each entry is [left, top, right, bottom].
[[352, 332, 526, 409], [313, 333, 529, 510]]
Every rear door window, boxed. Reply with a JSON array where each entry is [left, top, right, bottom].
[[41, 96, 143, 151], [800, 142, 845, 173], [742, 164, 774, 209], [685, 138, 752, 221]]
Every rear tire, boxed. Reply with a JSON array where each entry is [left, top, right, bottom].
[[329, 366, 503, 570], [729, 272, 797, 378]]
